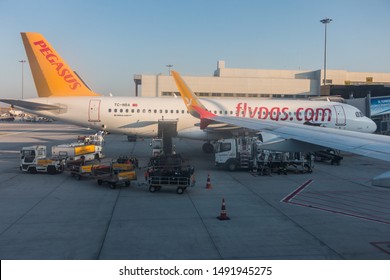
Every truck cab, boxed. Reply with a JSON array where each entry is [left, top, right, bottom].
[[20, 145, 64, 174], [215, 137, 259, 171]]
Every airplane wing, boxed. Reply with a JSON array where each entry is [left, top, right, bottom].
[[0, 99, 62, 111], [171, 71, 390, 162]]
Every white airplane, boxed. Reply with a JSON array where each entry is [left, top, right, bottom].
[[0, 32, 378, 153], [171, 70, 390, 162]]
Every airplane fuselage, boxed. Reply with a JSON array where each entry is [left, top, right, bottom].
[[21, 97, 377, 140]]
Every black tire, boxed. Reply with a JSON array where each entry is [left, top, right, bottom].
[[227, 160, 237, 171], [149, 186, 156, 193], [47, 166, 57, 175], [110, 183, 116, 189], [97, 179, 103, 185], [176, 187, 185, 194], [28, 167, 37, 174], [125, 181, 131, 187], [202, 142, 214, 153]]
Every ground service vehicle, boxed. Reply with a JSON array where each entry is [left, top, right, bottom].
[[94, 162, 137, 189], [215, 137, 313, 174], [215, 137, 261, 171], [147, 155, 195, 194], [68, 157, 138, 188], [150, 138, 163, 157], [20, 145, 64, 174], [52, 141, 103, 162]]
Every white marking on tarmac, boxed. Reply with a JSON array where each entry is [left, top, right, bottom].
[[0, 128, 43, 137]]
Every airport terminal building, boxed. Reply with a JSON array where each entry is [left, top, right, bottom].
[[134, 61, 390, 133], [134, 60, 390, 99]]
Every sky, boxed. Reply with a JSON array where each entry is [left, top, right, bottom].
[[1, 0, 389, 99]]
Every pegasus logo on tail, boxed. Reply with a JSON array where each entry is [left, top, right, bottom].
[[21, 32, 100, 97], [33, 40, 81, 90]]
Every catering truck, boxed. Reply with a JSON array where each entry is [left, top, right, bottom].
[[214, 137, 313, 174]]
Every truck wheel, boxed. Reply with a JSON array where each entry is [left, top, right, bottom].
[[97, 179, 103, 185], [110, 183, 116, 189], [202, 142, 214, 153], [227, 160, 237, 171], [125, 181, 131, 187], [176, 187, 185, 194], [47, 166, 56, 175], [149, 186, 156, 193], [28, 167, 37, 174]]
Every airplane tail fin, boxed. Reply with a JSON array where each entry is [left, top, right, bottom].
[[171, 71, 214, 118], [21, 32, 100, 97], [171, 70, 215, 129]]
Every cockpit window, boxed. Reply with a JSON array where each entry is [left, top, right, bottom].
[[355, 111, 364, 117]]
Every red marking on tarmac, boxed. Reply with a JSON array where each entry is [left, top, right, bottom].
[[282, 180, 390, 225], [370, 242, 390, 255], [281, 179, 313, 203]]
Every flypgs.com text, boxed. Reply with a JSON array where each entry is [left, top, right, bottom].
[[235, 102, 332, 122]]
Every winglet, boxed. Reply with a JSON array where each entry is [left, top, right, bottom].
[[171, 70, 215, 129], [21, 32, 100, 97]]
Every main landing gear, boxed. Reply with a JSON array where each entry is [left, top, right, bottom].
[[202, 142, 214, 153]]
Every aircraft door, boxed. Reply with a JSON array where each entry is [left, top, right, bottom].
[[334, 105, 346, 126], [89, 99, 101, 122]]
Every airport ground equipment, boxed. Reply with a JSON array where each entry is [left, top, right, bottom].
[[147, 154, 195, 194], [257, 151, 313, 175], [314, 149, 343, 165], [150, 138, 164, 157], [95, 169, 137, 189], [67, 157, 138, 187], [20, 145, 64, 174], [52, 142, 103, 162], [214, 137, 313, 174]]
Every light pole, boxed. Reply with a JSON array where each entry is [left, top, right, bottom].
[[166, 64, 173, 75], [19, 60, 26, 99], [320, 18, 332, 86]]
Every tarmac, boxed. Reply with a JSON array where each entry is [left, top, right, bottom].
[[0, 122, 389, 260]]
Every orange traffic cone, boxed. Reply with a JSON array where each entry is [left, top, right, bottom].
[[217, 198, 230, 220], [206, 173, 212, 189]]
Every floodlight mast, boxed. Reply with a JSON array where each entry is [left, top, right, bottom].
[[320, 18, 332, 86]]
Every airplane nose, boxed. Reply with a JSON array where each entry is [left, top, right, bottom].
[[367, 118, 377, 133]]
